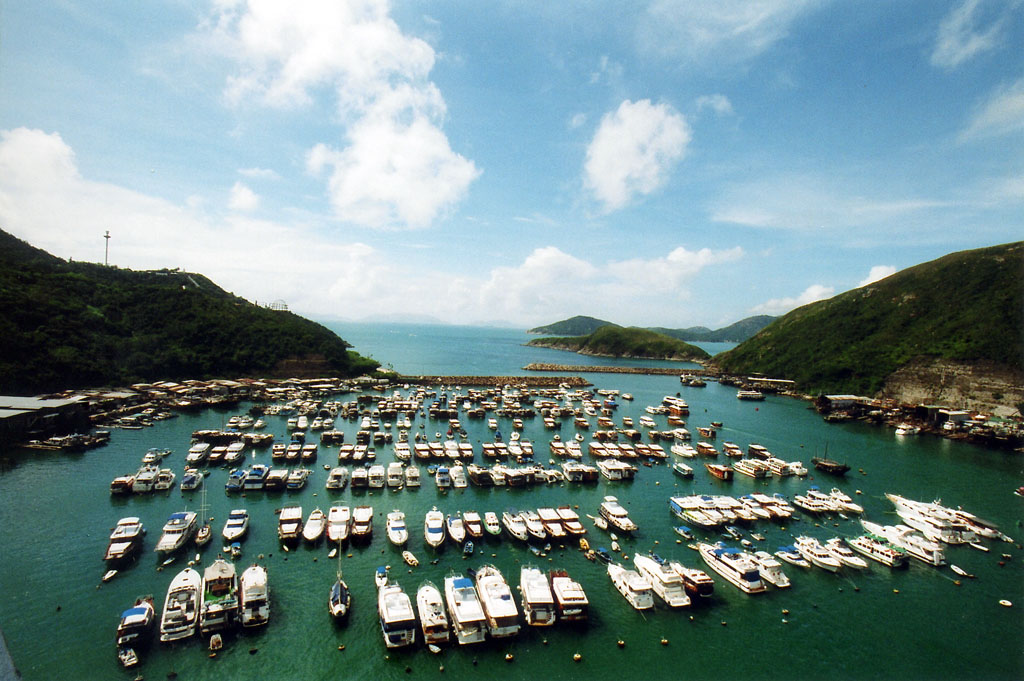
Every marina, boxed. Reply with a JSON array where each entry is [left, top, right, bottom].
[[0, 325, 1021, 681]]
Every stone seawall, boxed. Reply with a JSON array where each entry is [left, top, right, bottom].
[[397, 374, 591, 387], [522, 363, 719, 377]]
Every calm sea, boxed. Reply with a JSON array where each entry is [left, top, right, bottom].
[[0, 322, 1021, 681]]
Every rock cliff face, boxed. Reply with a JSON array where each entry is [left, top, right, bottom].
[[878, 358, 1024, 416]]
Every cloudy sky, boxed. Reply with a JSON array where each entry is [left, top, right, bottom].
[[1, 1, 1021, 328]]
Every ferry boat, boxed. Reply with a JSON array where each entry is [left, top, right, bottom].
[[749, 551, 791, 588], [277, 506, 303, 542], [199, 557, 239, 634], [549, 569, 589, 621], [475, 565, 520, 637], [386, 510, 409, 546], [860, 520, 945, 566], [424, 507, 446, 547], [736, 390, 765, 401], [416, 581, 450, 645], [793, 536, 842, 572], [159, 567, 202, 642], [105, 517, 145, 566], [444, 574, 487, 645], [352, 506, 374, 539], [607, 563, 654, 610], [519, 566, 557, 626], [378, 583, 417, 648], [845, 535, 910, 568], [668, 560, 715, 598], [633, 555, 691, 607], [697, 542, 767, 594], [222, 509, 249, 542], [327, 506, 351, 543], [239, 563, 269, 627], [302, 508, 326, 543], [599, 496, 637, 532], [155, 511, 198, 555]]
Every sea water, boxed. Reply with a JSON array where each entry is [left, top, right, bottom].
[[0, 323, 1021, 681]]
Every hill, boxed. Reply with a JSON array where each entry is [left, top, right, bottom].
[[527, 326, 710, 362], [715, 242, 1024, 411], [649, 315, 776, 342], [0, 229, 380, 395], [528, 315, 618, 336]]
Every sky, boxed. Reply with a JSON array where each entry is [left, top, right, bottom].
[[1, 1, 1022, 329]]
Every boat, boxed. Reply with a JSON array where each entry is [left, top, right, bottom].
[[239, 563, 269, 627], [749, 551, 791, 588], [556, 506, 587, 535], [793, 536, 842, 572], [607, 562, 654, 610], [154, 468, 176, 491], [329, 572, 351, 620], [386, 510, 409, 546], [405, 465, 421, 488], [522, 510, 547, 540], [105, 517, 145, 566], [444, 574, 487, 645], [402, 550, 419, 566], [502, 511, 529, 541], [705, 462, 734, 480], [302, 508, 327, 543], [386, 462, 405, 488], [416, 581, 450, 645], [599, 496, 638, 532], [446, 514, 468, 545], [483, 511, 502, 536], [116, 595, 155, 666], [277, 506, 303, 542], [375, 565, 390, 590], [242, 464, 269, 490], [159, 567, 202, 642], [519, 566, 557, 625], [180, 468, 202, 491], [733, 458, 771, 479], [154, 511, 198, 556], [845, 535, 909, 568], [462, 511, 484, 539], [860, 520, 945, 566], [894, 423, 921, 436], [736, 390, 765, 401], [325, 467, 349, 490], [367, 464, 386, 488], [475, 565, 520, 637], [537, 507, 567, 538], [352, 506, 374, 539], [697, 542, 767, 594], [378, 583, 417, 648], [811, 456, 850, 476], [199, 557, 239, 634], [667, 561, 715, 598], [286, 467, 311, 490], [548, 569, 589, 621], [221, 509, 249, 542], [774, 546, 811, 568], [825, 537, 869, 569], [672, 461, 694, 478], [425, 507, 446, 547], [886, 493, 976, 545], [327, 506, 351, 543], [633, 554, 691, 607]]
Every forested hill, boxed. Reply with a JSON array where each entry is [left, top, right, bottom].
[[0, 229, 379, 395], [714, 242, 1024, 404], [527, 326, 710, 361], [528, 315, 618, 336]]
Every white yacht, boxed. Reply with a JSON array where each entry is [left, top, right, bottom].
[[632, 555, 691, 607], [861, 520, 946, 566], [325, 467, 349, 490], [825, 538, 869, 569], [697, 542, 767, 594], [416, 581, 450, 646], [378, 583, 417, 648], [277, 506, 303, 542], [367, 464, 386, 488], [352, 505, 373, 539], [327, 506, 351, 543], [404, 465, 421, 488], [446, 514, 467, 545], [199, 557, 239, 634], [222, 509, 249, 542], [549, 569, 588, 621], [886, 493, 975, 544], [475, 566, 520, 637], [386, 462, 405, 489], [435, 466, 452, 489], [845, 535, 910, 568], [519, 566, 557, 626], [749, 551, 791, 588], [599, 496, 637, 532], [185, 442, 210, 465], [521, 510, 547, 540], [105, 517, 145, 565], [159, 566, 202, 642], [501, 511, 529, 541], [607, 562, 654, 610], [794, 536, 842, 572], [239, 563, 269, 627], [444, 574, 487, 645], [386, 510, 409, 546], [424, 508, 446, 547], [302, 508, 326, 543], [154, 511, 198, 555]]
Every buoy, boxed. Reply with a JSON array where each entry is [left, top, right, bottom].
[[249, 648, 258, 655], [505, 653, 514, 662], [573, 653, 582, 662], [721, 621, 727, 626], [338, 645, 345, 651], [954, 580, 962, 586], [660, 638, 668, 645], [439, 665, 445, 672], [617, 640, 625, 648], [893, 589, 900, 594], [781, 609, 789, 615], [689, 615, 694, 621], [999, 599, 1012, 607]]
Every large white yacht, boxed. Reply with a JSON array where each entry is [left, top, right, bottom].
[[549, 569, 588, 621], [424, 507, 445, 547], [519, 566, 557, 626], [794, 536, 843, 572], [599, 496, 638, 532], [697, 542, 767, 594], [416, 581, 449, 646], [607, 562, 654, 610], [378, 583, 417, 648], [475, 565, 520, 637], [327, 506, 351, 543], [221, 509, 249, 543], [444, 574, 487, 645], [386, 510, 409, 546], [749, 551, 791, 588], [159, 567, 202, 642], [861, 520, 946, 566], [239, 563, 269, 627], [154, 511, 198, 555], [632, 554, 691, 607], [199, 557, 239, 635]]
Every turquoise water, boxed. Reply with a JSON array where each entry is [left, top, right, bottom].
[[1, 323, 1022, 680]]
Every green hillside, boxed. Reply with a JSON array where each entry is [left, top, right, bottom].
[[528, 315, 618, 335], [0, 229, 379, 395], [715, 242, 1024, 396], [528, 326, 710, 361], [650, 315, 775, 342]]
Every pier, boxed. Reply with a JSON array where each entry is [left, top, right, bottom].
[[522, 363, 720, 377]]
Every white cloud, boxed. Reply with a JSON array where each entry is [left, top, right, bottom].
[[589, 55, 623, 85], [638, 0, 819, 66], [607, 246, 744, 293], [959, 76, 1024, 142], [207, 0, 478, 229], [584, 99, 691, 212], [238, 167, 280, 180], [228, 181, 260, 212], [696, 94, 734, 116], [857, 265, 897, 287], [931, 0, 1006, 69], [569, 112, 587, 129], [750, 284, 834, 315]]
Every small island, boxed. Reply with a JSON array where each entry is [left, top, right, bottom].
[[526, 326, 710, 362]]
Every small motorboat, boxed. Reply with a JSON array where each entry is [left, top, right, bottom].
[[403, 551, 419, 567], [375, 565, 389, 589]]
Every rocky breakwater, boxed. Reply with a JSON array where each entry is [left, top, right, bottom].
[[398, 374, 591, 387]]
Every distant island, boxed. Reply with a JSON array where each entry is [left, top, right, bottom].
[[527, 326, 710, 362], [0, 229, 379, 395], [714, 241, 1024, 415], [528, 314, 775, 342]]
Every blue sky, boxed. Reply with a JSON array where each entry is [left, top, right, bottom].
[[1, 1, 1021, 328]]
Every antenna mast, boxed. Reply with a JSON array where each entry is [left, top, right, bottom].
[[104, 230, 111, 266]]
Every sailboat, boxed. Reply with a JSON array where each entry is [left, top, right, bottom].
[[328, 550, 351, 620], [194, 485, 212, 548]]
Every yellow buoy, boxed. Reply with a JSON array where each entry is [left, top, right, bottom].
[[573, 653, 582, 662], [617, 639, 625, 648], [660, 638, 668, 646], [505, 653, 514, 662]]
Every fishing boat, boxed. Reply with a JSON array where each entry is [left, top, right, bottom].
[[501, 511, 529, 541], [697, 542, 767, 594], [159, 567, 202, 642], [425, 507, 446, 547], [416, 581, 450, 646], [277, 506, 303, 542], [793, 536, 842, 572], [519, 565, 557, 625], [599, 496, 638, 532], [749, 551, 791, 588], [105, 517, 145, 566], [155, 511, 198, 556], [444, 574, 487, 645], [386, 510, 409, 546], [352, 506, 374, 540], [199, 557, 239, 634], [549, 569, 589, 621], [633, 554, 691, 607], [475, 565, 520, 637], [116, 596, 155, 667], [239, 563, 269, 627], [607, 562, 655, 610], [378, 582, 417, 648], [303, 508, 327, 544], [327, 506, 351, 543]]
